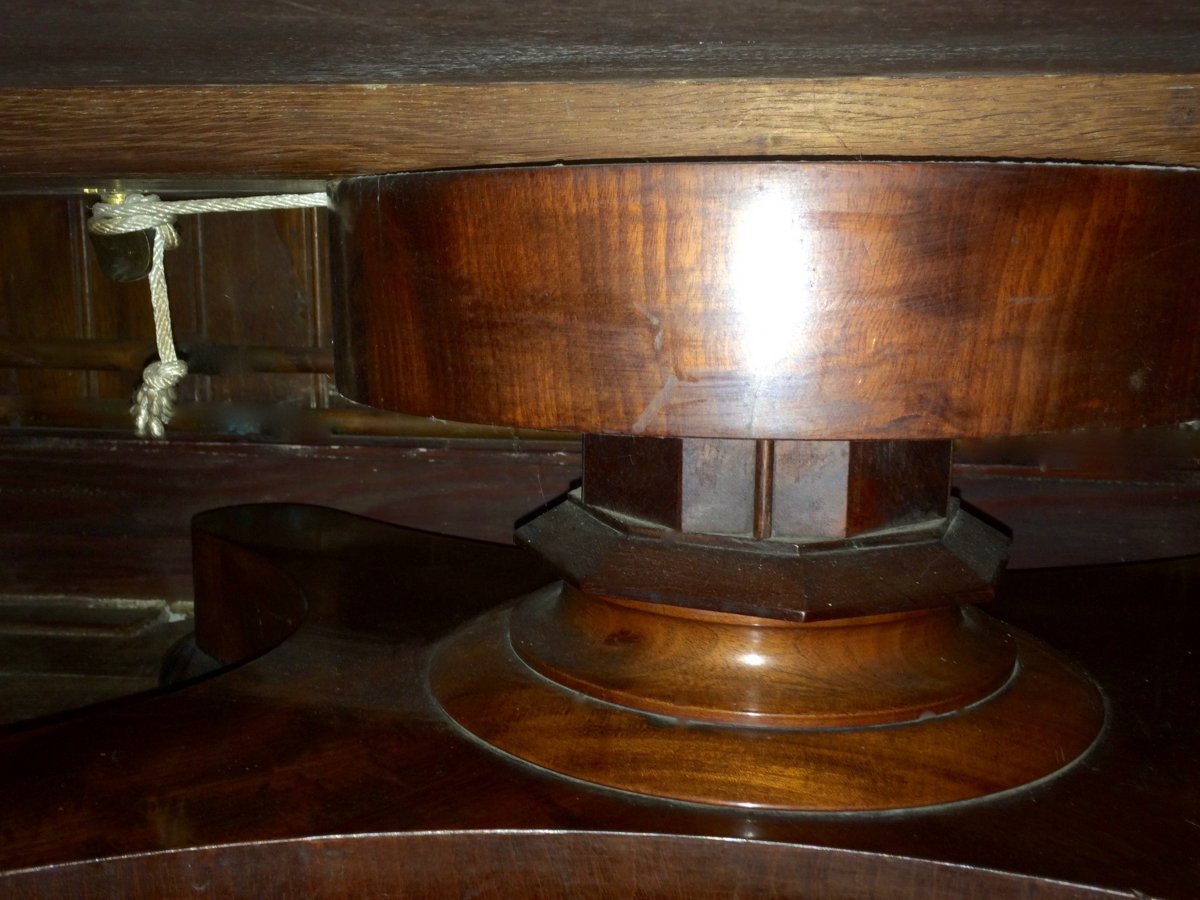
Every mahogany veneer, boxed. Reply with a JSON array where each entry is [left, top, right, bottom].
[[335, 162, 1200, 439], [330, 160, 1200, 810]]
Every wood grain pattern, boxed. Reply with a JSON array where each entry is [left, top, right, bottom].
[[1, 3, 1198, 181], [2, 76, 1199, 188], [442, 439, 1091, 809], [582, 436, 952, 538], [1, 505, 1193, 895], [3, 0, 1197, 86], [434, 594, 1103, 810], [0, 832, 1125, 899], [0, 197, 572, 437], [336, 161, 1200, 439], [0, 199, 87, 399], [516, 437, 1076, 808], [509, 586, 1018, 728], [0, 197, 332, 419]]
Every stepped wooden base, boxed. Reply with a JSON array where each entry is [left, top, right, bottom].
[[430, 584, 1105, 811]]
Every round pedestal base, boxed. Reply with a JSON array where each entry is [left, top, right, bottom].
[[429, 585, 1105, 812]]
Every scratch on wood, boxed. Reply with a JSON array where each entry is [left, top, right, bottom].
[[632, 303, 665, 354], [631, 373, 678, 434]]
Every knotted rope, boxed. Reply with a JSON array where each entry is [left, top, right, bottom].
[[87, 191, 330, 438]]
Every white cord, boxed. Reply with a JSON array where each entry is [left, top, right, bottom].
[[87, 191, 330, 438]]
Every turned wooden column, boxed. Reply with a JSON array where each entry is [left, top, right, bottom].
[[428, 433, 1095, 810], [332, 161, 1200, 810]]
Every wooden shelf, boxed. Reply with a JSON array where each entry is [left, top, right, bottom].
[[1, 2, 1198, 186]]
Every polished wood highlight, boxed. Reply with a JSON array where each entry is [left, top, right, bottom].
[[437, 437, 1097, 809], [509, 587, 1018, 728], [2, 1, 1197, 889], [337, 159, 1183, 810], [1, 506, 1193, 896], [0, 832, 1127, 900], [433, 591, 1102, 810], [442, 428, 1099, 808], [335, 162, 1200, 439]]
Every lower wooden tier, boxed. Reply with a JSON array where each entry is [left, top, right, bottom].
[[0, 505, 1195, 897], [431, 593, 1104, 811]]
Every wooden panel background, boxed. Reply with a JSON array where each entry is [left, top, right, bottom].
[[0, 197, 326, 431]]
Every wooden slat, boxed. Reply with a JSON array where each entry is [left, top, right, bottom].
[[1, 76, 1199, 188], [0, 197, 340, 430], [0, 397, 568, 440], [0, 199, 86, 396], [187, 209, 329, 405], [0, 430, 1195, 611], [0, 337, 334, 375]]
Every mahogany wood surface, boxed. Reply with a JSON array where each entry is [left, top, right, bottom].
[[582, 435, 952, 539], [434, 595, 1102, 810], [440, 435, 1095, 810], [5, 78, 1200, 188], [0, 434, 578, 604], [0, 833, 1129, 900], [1, 3, 1199, 184], [0, 505, 1194, 896], [507, 589, 1020, 728], [517, 494, 1006, 621], [0, 3, 1196, 888], [6, 1, 1198, 86], [335, 162, 1200, 440]]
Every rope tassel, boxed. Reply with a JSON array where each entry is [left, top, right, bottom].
[[87, 190, 330, 438]]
